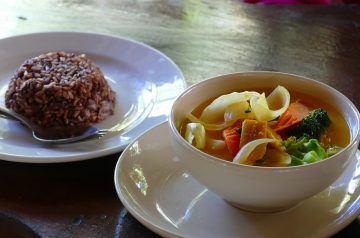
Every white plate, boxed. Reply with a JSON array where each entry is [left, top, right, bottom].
[[0, 32, 186, 163], [115, 122, 360, 238]]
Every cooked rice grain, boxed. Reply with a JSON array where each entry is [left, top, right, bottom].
[[5, 51, 116, 127]]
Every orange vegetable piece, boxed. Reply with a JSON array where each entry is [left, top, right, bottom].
[[274, 100, 311, 132], [222, 121, 242, 157]]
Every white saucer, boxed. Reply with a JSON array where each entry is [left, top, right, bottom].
[[0, 32, 185, 163], [115, 122, 360, 238]]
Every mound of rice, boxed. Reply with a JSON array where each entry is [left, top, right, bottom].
[[5, 51, 116, 127]]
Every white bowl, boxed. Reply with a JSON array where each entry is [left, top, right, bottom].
[[169, 72, 360, 212]]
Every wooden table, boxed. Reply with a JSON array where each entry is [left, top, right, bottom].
[[0, 0, 359, 237]]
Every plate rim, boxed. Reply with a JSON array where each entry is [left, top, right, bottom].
[[0, 31, 186, 163], [114, 122, 183, 238], [114, 121, 360, 238]]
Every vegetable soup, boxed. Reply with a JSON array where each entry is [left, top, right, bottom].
[[181, 86, 350, 167]]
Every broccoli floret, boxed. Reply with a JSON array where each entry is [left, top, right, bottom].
[[286, 108, 331, 139], [283, 136, 328, 166], [283, 136, 308, 160]]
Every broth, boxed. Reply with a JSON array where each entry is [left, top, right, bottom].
[[181, 88, 350, 163]]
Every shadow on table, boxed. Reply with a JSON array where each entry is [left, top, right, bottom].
[[0, 213, 40, 238]]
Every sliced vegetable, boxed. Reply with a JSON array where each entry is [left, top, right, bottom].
[[233, 138, 275, 165], [250, 86, 290, 122], [184, 123, 206, 149], [222, 121, 242, 156], [187, 113, 230, 131], [266, 85, 291, 111], [274, 100, 311, 132], [200, 91, 260, 123], [206, 138, 226, 150], [224, 101, 255, 123], [259, 148, 291, 167]]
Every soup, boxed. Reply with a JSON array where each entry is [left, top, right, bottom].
[[180, 86, 350, 167]]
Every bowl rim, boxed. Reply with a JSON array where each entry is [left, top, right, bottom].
[[169, 71, 360, 171]]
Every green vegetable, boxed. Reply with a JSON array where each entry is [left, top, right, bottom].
[[286, 108, 331, 139], [289, 156, 304, 166], [303, 150, 323, 164], [326, 145, 342, 157], [283, 136, 328, 166], [303, 139, 327, 158]]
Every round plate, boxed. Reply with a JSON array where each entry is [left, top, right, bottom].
[[115, 122, 360, 238], [0, 32, 186, 163]]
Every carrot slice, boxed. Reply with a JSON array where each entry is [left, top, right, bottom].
[[274, 100, 311, 132], [222, 121, 242, 157]]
